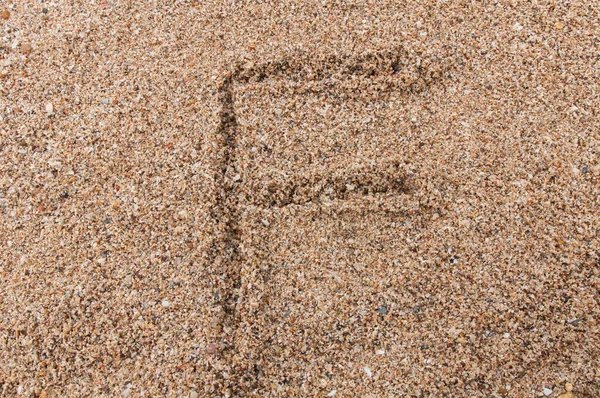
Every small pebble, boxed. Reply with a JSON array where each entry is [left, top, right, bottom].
[[21, 43, 33, 54], [565, 383, 573, 392], [376, 349, 385, 355], [543, 387, 553, 396], [189, 391, 199, 398], [161, 299, 171, 308], [558, 394, 574, 398], [327, 390, 337, 397], [206, 343, 217, 355], [363, 367, 372, 378], [45, 103, 54, 115], [1, 10, 9, 19]]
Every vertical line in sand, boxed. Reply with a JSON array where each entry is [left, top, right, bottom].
[[217, 74, 241, 320], [210, 73, 247, 395]]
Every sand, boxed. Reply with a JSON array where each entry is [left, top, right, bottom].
[[1, 1, 599, 397]]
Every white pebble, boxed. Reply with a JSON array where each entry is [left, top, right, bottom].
[[376, 349, 385, 355], [327, 390, 337, 397], [189, 391, 199, 398], [543, 388, 553, 396], [364, 367, 373, 378], [161, 299, 171, 308], [45, 102, 54, 115]]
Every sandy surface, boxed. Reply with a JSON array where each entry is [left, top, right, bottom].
[[1, 1, 599, 397]]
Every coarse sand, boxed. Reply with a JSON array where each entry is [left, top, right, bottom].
[[1, 1, 599, 397]]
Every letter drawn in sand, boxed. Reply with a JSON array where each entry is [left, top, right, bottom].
[[209, 46, 456, 394]]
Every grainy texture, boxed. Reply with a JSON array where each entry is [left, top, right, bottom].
[[1, 1, 599, 397]]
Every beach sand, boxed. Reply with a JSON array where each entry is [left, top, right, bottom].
[[1, 1, 599, 397]]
